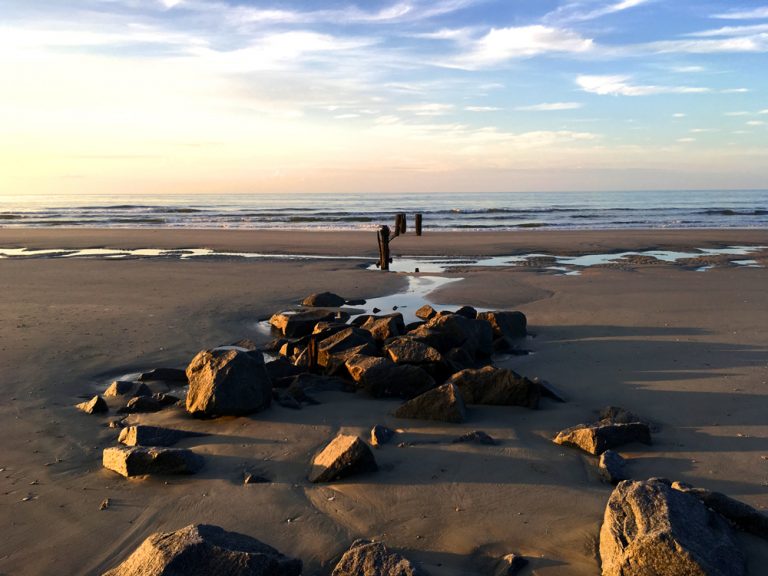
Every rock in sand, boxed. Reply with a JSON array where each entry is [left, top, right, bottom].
[[185, 348, 271, 417], [118, 425, 203, 447], [394, 383, 466, 423], [600, 478, 744, 576], [370, 425, 396, 447], [599, 450, 629, 484], [332, 539, 426, 576], [446, 366, 540, 408], [309, 433, 377, 483], [302, 291, 346, 307], [76, 395, 108, 414], [553, 421, 651, 456], [102, 523, 301, 576], [102, 446, 203, 477]]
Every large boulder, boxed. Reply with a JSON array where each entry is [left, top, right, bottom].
[[309, 434, 377, 483], [102, 523, 302, 576], [102, 446, 203, 477], [600, 478, 745, 576], [302, 291, 346, 307], [361, 313, 405, 342], [672, 481, 768, 540], [345, 355, 435, 398], [424, 314, 494, 357], [185, 349, 271, 417], [137, 368, 188, 384], [476, 311, 527, 340], [446, 366, 540, 408], [118, 425, 203, 447], [554, 421, 651, 455], [269, 309, 339, 338], [394, 383, 466, 423], [332, 539, 426, 576]]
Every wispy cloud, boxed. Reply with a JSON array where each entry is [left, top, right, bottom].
[[443, 25, 594, 69], [722, 88, 750, 93], [688, 23, 768, 37], [713, 7, 768, 20], [465, 106, 502, 112], [398, 103, 455, 116], [725, 111, 750, 116], [546, 0, 651, 23], [515, 102, 583, 111], [576, 74, 709, 96], [746, 120, 766, 126]]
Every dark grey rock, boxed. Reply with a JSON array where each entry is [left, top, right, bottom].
[[476, 311, 527, 340], [599, 450, 629, 484], [269, 309, 339, 338], [454, 305, 477, 319], [361, 313, 406, 342], [302, 291, 346, 307], [453, 430, 497, 445], [554, 421, 651, 455], [118, 396, 163, 414], [370, 425, 396, 447], [137, 368, 188, 384], [345, 355, 435, 398]]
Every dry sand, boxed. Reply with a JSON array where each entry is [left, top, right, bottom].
[[1, 229, 767, 575]]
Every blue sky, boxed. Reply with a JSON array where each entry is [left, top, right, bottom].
[[2, 0, 768, 194]]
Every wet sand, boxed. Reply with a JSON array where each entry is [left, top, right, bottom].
[[1, 229, 767, 575]]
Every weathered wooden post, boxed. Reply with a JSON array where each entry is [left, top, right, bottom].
[[377, 225, 391, 270], [398, 213, 407, 235], [415, 213, 423, 236], [308, 335, 318, 371]]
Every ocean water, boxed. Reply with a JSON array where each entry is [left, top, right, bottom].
[[0, 190, 766, 231]]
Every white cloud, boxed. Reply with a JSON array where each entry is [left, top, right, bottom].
[[746, 120, 766, 126], [688, 23, 768, 37], [677, 137, 696, 142], [515, 102, 583, 111], [547, 0, 650, 23], [673, 113, 686, 117], [576, 75, 709, 96], [670, 65, 706, 73], [648, 36, 768, 53], [465, 106, 502, 112], [713, 8, 768, 20], [725, 111, 750, 116], [445, 26, 593, 69], [335, 114, 360, 119], [760, 109, 768, 114], [159, 0, 183, 8], [398, 103, 455, 116], [690, 128, 718, 133], [722, 88, 750, 93]]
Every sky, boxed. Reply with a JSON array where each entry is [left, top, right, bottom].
[[2, 0, 768, 195]]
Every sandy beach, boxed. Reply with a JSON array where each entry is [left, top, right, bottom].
[[1, 229, 767, 575]]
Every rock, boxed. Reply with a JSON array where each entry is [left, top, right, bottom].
[[269, 309, 339, 338], [415, 304, 437, 320], [137, 368, 188, 384], [452, 430, 497, 445], [346, 298, 366, 306], [317, 327, 377, 368], [332, 539, 425, 576], [345, 355, 435, 398], [133, 383, 152, 397], [76, 395, 108, 414], [102, 446, 203, 477], [152, 393, 180, 406], [599, 406, 646, 425], [672, 481, 768, 539], [274, 390, 302, 410], [108, 419, 126, 429], [600, 478, 744, 576], [308, 434, 377, 483], [384, 337, 443, 365], [599, 450, 629, 484], [118, 425, 203, 447], [494, 553, 528, 576], [265, 358, 305, 388], [446, 366, 540, 408], [476, 311, 527, 340], [302, 291, 346, 307], [425, 314, 494, 357], [103, 381, 137, 397], [243, 471, 270, 484], [185, 348, 272, 417], [118, 396, 163, 414], [445, 346, 478, 373], [361, 313, 405, 342], [228, 338, 259, 350], [102, 523, 301, 576], [454, 305, 477, 319], [370, 425, 396, 447], [394, 383, 466, 423], [535, 378, 566, 402], [553, 421, 651, 455], [313, 321, 352, 339]]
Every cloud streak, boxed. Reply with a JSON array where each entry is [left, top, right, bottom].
[[576, 75, 709, 96]]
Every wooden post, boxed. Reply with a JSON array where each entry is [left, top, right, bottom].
[[377, 225, 390, 271], [308, 335, 318, 371], [398, 213, 407, 235], [415, 213, 423, 236]]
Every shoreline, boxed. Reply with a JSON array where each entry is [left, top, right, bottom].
[[1, 228, 766, 257]]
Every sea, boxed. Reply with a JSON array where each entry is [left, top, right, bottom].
[[0, 190, 766, 231]]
